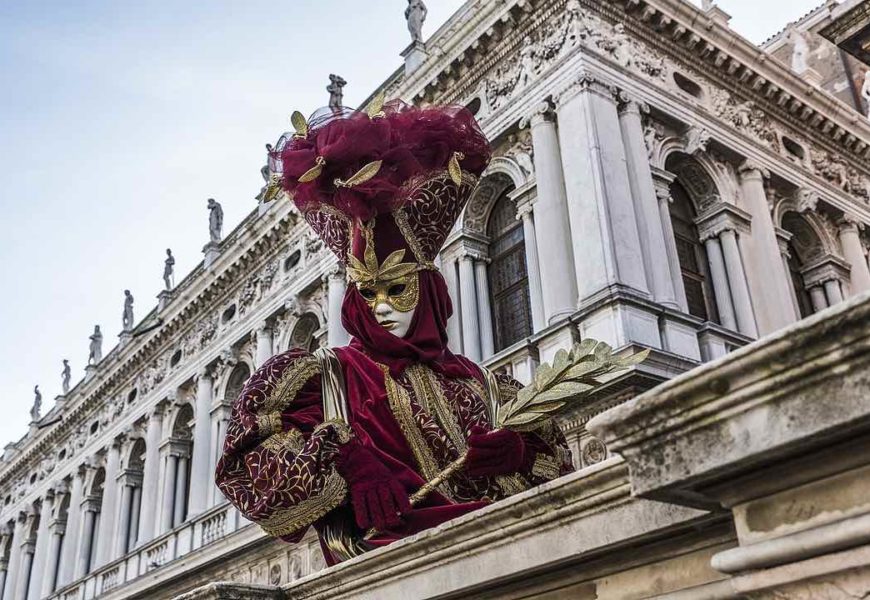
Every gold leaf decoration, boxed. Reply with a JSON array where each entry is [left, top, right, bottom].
[[291, 111, 308, 138], [366, 91, 386, 119], [495, 341, 650, 429], [297, 163, 323, 183], [448, 152, 463, 185], [335, 160, 383, 188]]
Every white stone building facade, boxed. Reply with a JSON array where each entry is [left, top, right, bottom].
[[1, 0, 870, 598]]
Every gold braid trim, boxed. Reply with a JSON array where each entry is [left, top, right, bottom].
[[313, 419, 352, 444], [379, 365, 453, 498], [256, 412, 284, 437], [261, 428, 304, 454], [531, 454, 562, 480], [407, 365, 467, 454], [392, 207, 437, 271], [257, 470, 348, 538], [262, 355, 320, 415]]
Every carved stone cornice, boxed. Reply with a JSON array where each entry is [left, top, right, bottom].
[[800, 254, 851, 288]]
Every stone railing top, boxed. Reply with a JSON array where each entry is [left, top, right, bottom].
[[173, 583, 283, 600], [588, 291, 870, 509], [277, 458, 710, 600]]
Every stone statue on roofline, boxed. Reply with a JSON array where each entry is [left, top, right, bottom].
[[163, 249, 175, 290], [89, 325, 103, 365], [30, 385, 42, 422], [327, 74, 347, 110], [61, 359, 71, 394], [405, 0, 427, 44], [788, 26, 810, 75], [861, 71, 870, 120], [208, 198, 224, 243], [122, 290, 135, 331]]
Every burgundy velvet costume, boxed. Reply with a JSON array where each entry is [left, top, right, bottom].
[[215, 102, 574, 565]]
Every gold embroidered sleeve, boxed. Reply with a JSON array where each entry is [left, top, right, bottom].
[[215, 350, 351, 539]]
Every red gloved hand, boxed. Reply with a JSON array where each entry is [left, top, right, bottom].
[[464, 426, 526, 478], [334, 441, 411, 531]]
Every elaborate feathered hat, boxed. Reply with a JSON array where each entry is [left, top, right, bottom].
[[267, 96, 491, 284]]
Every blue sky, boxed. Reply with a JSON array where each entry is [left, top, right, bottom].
[[0, 0, 829, 448]]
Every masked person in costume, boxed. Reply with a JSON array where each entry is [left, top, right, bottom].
[[215, 100, 574, 565]]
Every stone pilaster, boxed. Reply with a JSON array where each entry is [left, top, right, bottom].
[[554, 71, 649, 302], [189, 372, 213, 517], [138, 402, 166, 545], [737, 161, 797, 333], [838, 215, 870, 294], [254, 321, 273, 368], [324, 266, 350, 348], [522, 102, 578, 324], [515, 199, 546, 333], [472, 255, 495, 359], [458, 253, 481, 361], [95, 436, 123, 568], [618, 93, 679, 309]]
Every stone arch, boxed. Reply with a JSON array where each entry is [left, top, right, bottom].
[[774, 202, 841, 259], [665, 152, 723, 214], [89, 467, 106, 497], [781, 211, 827, 265], [485, 156, 528, 188], [125, 438, 146, 471], [287, 312, 321, 352], [219, 363, 252, 406], [171, 404, 194, 440], [461, 171, 515, 235]]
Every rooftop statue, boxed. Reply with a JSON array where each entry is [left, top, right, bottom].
[[163, 249, 175, 290], [30, 385, 42, 422], [207, 198, 224, 243], [405, 0, 427, 44], [327, 74, 347, 111], [61, 359, 71, 394], [88, 325, 103, 365], [216, 97, 643, 565], [122, 289, 135, 331]]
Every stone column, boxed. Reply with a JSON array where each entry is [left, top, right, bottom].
[[15, 541, 34, 600], [473, 256, 495, 359], [254, 322, 273, 368], [523, 102, 578, 323], [516, 202, 546, 332], [4, 513, 25, 600], [40, 513, 64, 597], [809, 286, 828, 312], [654, 176, 689, 312], [95, 437, 122, 567], [25, 492, 52, 600], [159, 452, 178, 533], [439, 253, 463, 353], [555, 72, 649, 302], [838, 216, 870, 294], [113, 483, 133, 557], [776, 228, 803, 320], [618, 95, 679, 308], [458, 253, 481, 361], [138, 404, 164, 545], [823, 278, 844, 305], [57, 465, 85, 586], [174, 456, 190, 526], [128, 485, 142, 550], [719, 229, 758, 337], [702, 234, 737, 331], [74, 498, 98, 578], [0, 525, 10, 600], [188, 372, 213, 517], [737, 162, 797, 333], [326, 266, 350, 347]]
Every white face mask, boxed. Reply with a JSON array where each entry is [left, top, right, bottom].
[[373, 302, 416, 339]]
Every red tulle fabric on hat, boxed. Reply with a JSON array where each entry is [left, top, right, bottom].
[[273, 100, 491, 224]]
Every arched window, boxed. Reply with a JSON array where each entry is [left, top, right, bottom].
[[166, 405, 193, 529], [487, 190, 532, 352], [121, 438, 146, 554], [289, 313, 321, 352], [669, 182, 719, 323], [782, 212, 827, 316]]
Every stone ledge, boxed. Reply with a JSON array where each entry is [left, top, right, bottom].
[[588, 291, 870, 508], [276, 459, 714, 600], [173, 582, 284, 600]]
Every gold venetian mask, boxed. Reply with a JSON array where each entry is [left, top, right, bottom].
[[356, 272, 420, 312], [346, 227, 421, 313]]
